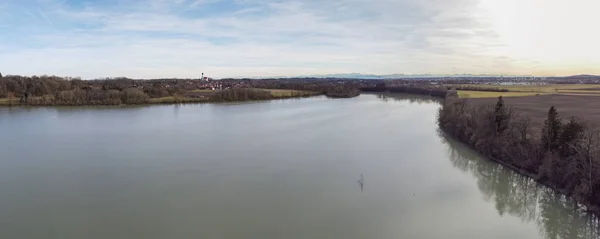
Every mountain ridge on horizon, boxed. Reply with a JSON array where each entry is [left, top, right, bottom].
[[3, 72, 598, 80]]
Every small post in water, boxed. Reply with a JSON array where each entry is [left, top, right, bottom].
[[358, 174, 364, 192]]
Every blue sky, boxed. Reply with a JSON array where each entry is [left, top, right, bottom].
[[0, 0, 598, 79]]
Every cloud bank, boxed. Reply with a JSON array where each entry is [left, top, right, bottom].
[[0, 0, 598, 78]]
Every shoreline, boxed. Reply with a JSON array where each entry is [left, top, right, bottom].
[[440, 130, 598, 212], [434, 97, 600, 216], [363, 88, 600, 215]]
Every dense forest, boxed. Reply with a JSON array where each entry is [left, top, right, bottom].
[[0, 75, 189, 105], [438, 96, 600, 211]]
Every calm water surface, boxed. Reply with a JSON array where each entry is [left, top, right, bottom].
[[0, 93, 597, 239]]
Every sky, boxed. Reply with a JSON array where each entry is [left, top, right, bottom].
[[0, 0, 598, 79]]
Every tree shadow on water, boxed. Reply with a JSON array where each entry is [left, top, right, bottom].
[[438, 130, 600, 239]]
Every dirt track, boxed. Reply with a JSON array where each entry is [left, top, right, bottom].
[[470, 95, 600, 130]]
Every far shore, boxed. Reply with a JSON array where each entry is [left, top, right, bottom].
[[0, 88, 321, 107]]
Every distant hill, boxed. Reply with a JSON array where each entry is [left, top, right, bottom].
[[564, 74, 600, 79]]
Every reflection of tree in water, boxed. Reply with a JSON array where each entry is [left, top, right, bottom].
[[373, 93, 442, 105], [438, 129, 600, 239]]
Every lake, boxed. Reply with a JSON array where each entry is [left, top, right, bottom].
[[0, 93, 597, 239]]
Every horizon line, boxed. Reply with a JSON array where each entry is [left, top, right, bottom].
[[1, 72, 598, 80]]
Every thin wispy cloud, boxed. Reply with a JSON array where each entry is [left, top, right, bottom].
[[0, 0, 598, 79]]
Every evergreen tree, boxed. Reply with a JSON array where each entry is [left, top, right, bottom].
[[494, 96, 509, 134], [559, 117, 584, 157], [541, 106, 562, 151]]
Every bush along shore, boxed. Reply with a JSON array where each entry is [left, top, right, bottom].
[[439, 95, 600, 213], [325, 87, 360, 98]]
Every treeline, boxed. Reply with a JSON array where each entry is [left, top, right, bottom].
[[2, 87, 151, 106], [0, 75, 189, 105], [210, 88, 273, 102], [360, 82, 451, 98], [325, 86, 360, 98], [438, 96, 600, 211], [52, 88, 149, 105], [249, 79, 370, 99], [0, 74, 327, 106], [250, 78, 364, 93], [250, 79, 335, 92]]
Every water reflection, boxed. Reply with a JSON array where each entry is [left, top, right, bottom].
[[439, 130, 600, 239]]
